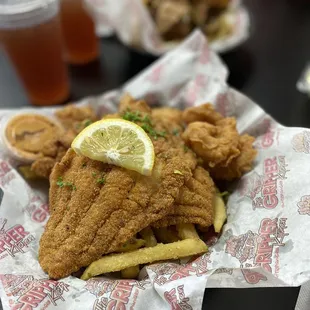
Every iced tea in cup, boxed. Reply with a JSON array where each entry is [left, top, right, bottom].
[[60, 0, 99, 64], [0, 0, 70, 106]]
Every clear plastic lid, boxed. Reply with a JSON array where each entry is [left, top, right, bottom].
[[0, 0, 59, 29]]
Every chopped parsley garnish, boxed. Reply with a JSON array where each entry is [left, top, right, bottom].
[[83, 119, 93, 127], [122, 110, 145, 123], [183, 145, 189, 152], [56, 177, 76, 190], [97, 177, 105, 184], [172, 128, 179, 136], [92, 172, 97, 177], [122, 109, 166, 140]]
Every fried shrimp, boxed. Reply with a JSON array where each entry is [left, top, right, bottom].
[[182, 103, 223, 125], [182, 118, 240, 167]]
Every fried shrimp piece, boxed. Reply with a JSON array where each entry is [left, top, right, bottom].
[[31, 105, 98, 179], [55, 104, 98, 135], [152, 107, 183, 127], [182, 103, 223, 125], [119, 94, 152, 115], [182, 104, 257, 181], [182, 118, 240, 168], [31, 134, 73, 179], [209, 134, 257, 181]]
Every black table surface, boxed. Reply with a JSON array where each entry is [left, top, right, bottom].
[[1, 0, 309, 309]]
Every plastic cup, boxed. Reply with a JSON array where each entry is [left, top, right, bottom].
[[0, 0, 70, 106], [60, 0, 100, 65]]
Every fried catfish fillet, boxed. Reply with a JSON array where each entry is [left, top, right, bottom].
[[39, 148, 195, 279], [39, 97, 198, 279]]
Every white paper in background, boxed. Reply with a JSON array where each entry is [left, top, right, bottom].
[[86, 0, 250, 55], [0, 30, 309, 310]]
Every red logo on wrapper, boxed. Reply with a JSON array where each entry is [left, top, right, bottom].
[[238, 156, 289, 210], [199, 43, 209, 64], [164, 285, 192, 310], [0, 160, 16, 187], [0, 274, 69, 309], [225, 217, 288, 282], [292, 131, 310, 154], [146, 62, 165, 83], [185, 74, 208, 107], [297, 195, 310, 216], [149, 252, 211, 286], [25, 195, 49, 224], [0, 219, 35, 260], [254, 118, 280, 149], [85, 278, 149, 310], [215, 93, 236, 117]]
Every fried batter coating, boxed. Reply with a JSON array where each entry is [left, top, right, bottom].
[[182, 103, 223, 124], [154, 166, 215, 227], [182, 119, 240, 167], [55, 104, 97, 135], [31, 105, 98, 179], [182, 103, 257, 181], [39, 146, 195, 279], [152, 107, 183, 126], [39, 97, 199, 279], [208, 134, 257, 181]]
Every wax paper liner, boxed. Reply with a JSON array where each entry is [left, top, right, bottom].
[[0, 30, 309, 310], [86, 0, 250, 55]]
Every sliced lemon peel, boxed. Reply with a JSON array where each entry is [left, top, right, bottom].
[[71, 119, 155, 176]]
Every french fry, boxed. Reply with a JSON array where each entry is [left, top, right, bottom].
[[121, 266, 140, 279], [18, 166, 40, 180], [139, 227, 157, 247], [81, 239, 208, 280], [176, 223, 199, 240], [115, 238, 146, 253], [213, 194, 227, 233], [153, 227, 179, 243]]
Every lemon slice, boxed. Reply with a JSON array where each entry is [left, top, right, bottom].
[[71, 119, 155, 176]]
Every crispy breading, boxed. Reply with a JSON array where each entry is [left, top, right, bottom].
[[154, 166, 215, 227], [39, 96, 254, 279], [31, 105, 98, 179], [182, 103, 223, 124], [152, 107, 183, 127], [182, 103, 257, 180], [208, 134, 257, 180], [119, 94, 152, 115], [55, 104, 97, 135], [31, 158, 56, 179], [182, 119, 240, 167], [39, 146, 195, 279]]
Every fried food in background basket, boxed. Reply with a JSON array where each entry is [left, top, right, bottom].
[[144, 0, 233, 43], [38, 95, 257, 280]]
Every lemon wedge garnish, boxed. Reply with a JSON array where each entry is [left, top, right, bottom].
[[71, 119, 155, 176]]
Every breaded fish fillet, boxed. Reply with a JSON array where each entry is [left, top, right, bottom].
[[40, 148, 196, 279], [39, 96, 215, 279], [154, 166, 215, 227]]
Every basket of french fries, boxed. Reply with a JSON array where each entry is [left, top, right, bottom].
[[86, 0, 250, 55], [0, 31, 310, 310]]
